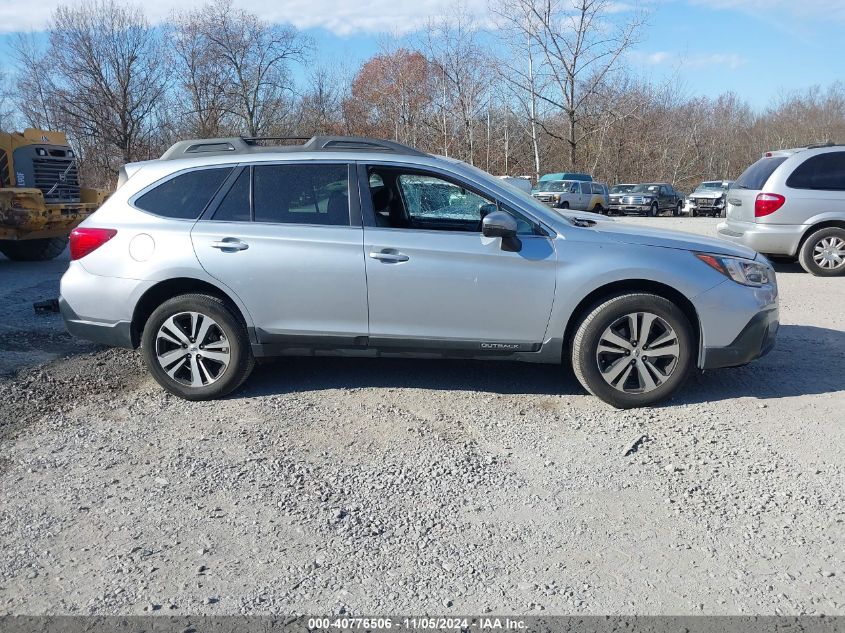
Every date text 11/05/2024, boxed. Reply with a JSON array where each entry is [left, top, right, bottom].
[[307, 617, 528, 630]]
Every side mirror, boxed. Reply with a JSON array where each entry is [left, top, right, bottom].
[[482, 210, 518, 239], [482, 210, 522, 252]]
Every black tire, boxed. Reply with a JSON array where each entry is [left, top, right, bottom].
[[798, 227, 845, 277], [141, 293, 255, 400], [648, 203, 658, 217], [560, 201, 570, 209], [571, 293, 694, 409], [593, 204, 605, 214], [673, 202, 682, 217], [0, 236, 68, 261], [691, 208, 698, 217]]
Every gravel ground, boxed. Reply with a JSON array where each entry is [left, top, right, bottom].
[[1, 217, 843, 616]]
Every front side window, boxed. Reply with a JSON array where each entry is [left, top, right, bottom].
[[135, 167, 233, 219], [399, 174, 490, 225], [367, 166, 537, 234], [253, 163, 349, 225], [786, 152, 845, 191]]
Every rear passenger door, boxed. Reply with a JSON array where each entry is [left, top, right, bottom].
[[191, 162, 369, 347]]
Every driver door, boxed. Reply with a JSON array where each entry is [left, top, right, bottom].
[[360, 164, 557, 351]]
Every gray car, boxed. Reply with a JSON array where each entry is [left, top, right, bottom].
[[60, 135, 779, 408], [718, 144, 845, 276]]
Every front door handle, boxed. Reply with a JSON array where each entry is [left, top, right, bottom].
[[369, 250, 409, 263], [210, 238, 249, 251]]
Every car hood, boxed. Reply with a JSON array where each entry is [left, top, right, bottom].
[[591, 220, 758, 258], [690, 191, 725, 199]]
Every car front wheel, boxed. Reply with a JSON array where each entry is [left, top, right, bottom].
[[571, 293, 694, 408], [141, 293, 255, 400], [798, 227, 845, 276], [648, 203, 658, 217]]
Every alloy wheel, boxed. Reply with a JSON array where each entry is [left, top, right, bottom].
[[155, 311, 231, 388], [813, 236, 845, 270], [595, 311, 680, 394]]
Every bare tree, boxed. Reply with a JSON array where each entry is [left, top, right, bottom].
[[12, 34, 60, 130], [191, 0, 310, 137], [169, 7, 232, 138], [496, 0, 645, 169], [422, 9, 491, 164], [16, 0, 168, 177]]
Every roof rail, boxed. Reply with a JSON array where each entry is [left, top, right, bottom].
[[159, 135, 428, 160], [806, 141, 841, 149]]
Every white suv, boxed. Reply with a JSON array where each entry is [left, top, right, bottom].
[[718, 144, 845, 276]]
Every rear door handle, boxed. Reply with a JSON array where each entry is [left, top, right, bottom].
[[210, 238, 249, 251], [369, 250, 409, 263]]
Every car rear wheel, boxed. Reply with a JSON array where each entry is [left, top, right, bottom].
[[141, 293, 255, 400], [799, 227, 845, 276], [571, 293, 694, 408]]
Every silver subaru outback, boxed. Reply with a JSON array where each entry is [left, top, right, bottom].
[[60, 136, 779, 408]]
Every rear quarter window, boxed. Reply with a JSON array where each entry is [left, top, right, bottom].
[[786, 151, 845, 191], [734, 156, 787, 190], [134, 167, 233, 219]]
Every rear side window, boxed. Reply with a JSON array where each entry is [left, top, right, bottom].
[[734, 156, 787, 190], [135, 167, 232, 219], [253, 164, 349, 225], [786, 152, 845, 191]]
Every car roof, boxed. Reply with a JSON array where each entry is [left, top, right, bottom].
[[160, 135, 428, 161]]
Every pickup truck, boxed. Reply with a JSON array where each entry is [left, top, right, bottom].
[[617, 183, 683, 217]]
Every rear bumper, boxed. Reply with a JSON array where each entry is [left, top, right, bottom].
[[60, 296, 134, 348], [700, 308, 779, 370], [717, 219, 804, 256]]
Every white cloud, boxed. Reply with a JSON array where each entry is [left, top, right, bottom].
[[631, 50, 747, 69], [0, 0, 492, 35]]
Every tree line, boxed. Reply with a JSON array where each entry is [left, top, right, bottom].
[[7, 0, 845, 192]]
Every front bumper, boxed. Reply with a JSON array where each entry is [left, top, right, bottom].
[[700, 308, 779, 369], [620, 205, 652, 214], [717, 219, 804, 256]]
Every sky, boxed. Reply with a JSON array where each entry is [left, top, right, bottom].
[[0, 0, 843, 110]]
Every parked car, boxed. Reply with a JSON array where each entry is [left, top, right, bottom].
[[531, 180, 604, 211], [498, 175, 532, 194], [609, 183, 637, 214], [60, 135, 778, 408], [718, 144, 845, 276], [618, 183, 684, 217], [685, 180, 733, 217]]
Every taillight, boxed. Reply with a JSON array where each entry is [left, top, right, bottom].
[[754, 193, 785, 217], [69, 228, 117, 260]]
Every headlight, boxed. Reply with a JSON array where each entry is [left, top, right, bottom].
[[695, 253, 773, 287], [642, 196, 653, 202]]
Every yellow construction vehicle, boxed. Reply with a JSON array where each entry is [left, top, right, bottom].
[[0, 128, 107, 261]]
